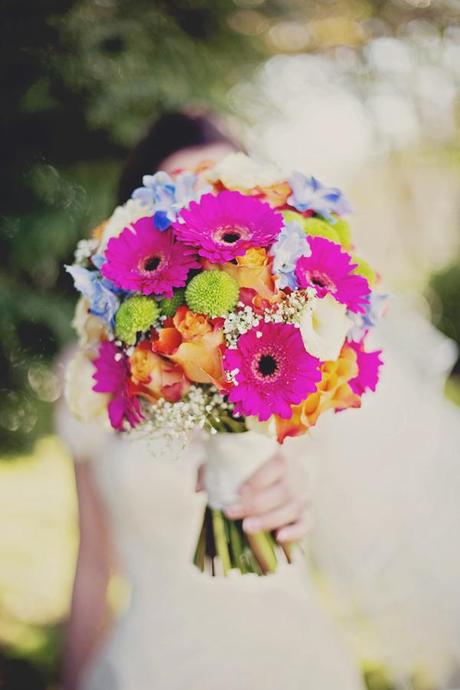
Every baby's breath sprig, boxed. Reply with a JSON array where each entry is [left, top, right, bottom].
[[223, 289, 315, 350], [73, 238, 99, 266], [138, 385, 240, 440], [223, 302, 261, 349], [265, 288, 315, 326]]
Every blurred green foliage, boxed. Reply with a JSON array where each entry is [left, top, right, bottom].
[[430, 261, 460, 377], [0, 0, 267, 455], [430, 263, 460, 356], [57, 0, 266, 145]]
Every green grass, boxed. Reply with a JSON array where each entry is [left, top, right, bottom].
[[0, 436, 77, 678]]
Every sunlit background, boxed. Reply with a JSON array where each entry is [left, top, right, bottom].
[[1, 1, 460, 688]]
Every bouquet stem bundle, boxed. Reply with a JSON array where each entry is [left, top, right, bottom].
[[194, 507, 293, 576]]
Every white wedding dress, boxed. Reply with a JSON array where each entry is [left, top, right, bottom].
[[309, 297, 460, 687], [57, 296, 460, 690], [57, 410, 365, 690]]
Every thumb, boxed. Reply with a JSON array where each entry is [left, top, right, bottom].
[[195, 463, 206, 493]]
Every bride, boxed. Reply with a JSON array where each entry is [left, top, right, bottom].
[[57, 112, 365, 690]]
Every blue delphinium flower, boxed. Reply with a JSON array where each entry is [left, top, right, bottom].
[[91, 253, 107, 270], [132, 171, 197, 231], [65, 265, 120, 327], [288, 172, 352, 221], [347, 292, 388, 341], [270, 220, 311, 290]]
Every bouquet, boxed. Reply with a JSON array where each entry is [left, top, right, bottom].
[[65, 152, 384, 576]]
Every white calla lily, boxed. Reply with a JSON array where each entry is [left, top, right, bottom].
[[299, 294, 352, 361]]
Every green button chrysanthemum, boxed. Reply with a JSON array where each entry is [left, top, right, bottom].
[[282, 210, 351, 249], [115, 295, 160, 344], [331, 216, 351, 249], [352, 256, 376, 287], [185, 270, 239, 317], [303, 217, 341, 244], [159, 289, 185, 318]]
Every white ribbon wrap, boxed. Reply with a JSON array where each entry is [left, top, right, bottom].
[[204, 431, 279, 510]]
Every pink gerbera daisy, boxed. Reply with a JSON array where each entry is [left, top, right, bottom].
[[93, 340, 143, 430], [295, 237, 370, 314], [224, 321, 321, 421], [347, 339, 383, 395], [173, 190, 283, 263], [101, 218, 200, 297]]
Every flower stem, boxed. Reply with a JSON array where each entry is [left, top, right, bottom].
[[193, 517, 206, 572], [281, 541, 293, 564], [245, 531, 278, 574], [228, 519, 248, 573], [211, 509, 232, 575]]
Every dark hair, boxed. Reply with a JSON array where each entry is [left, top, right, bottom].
[[117, 111, 235, 204]]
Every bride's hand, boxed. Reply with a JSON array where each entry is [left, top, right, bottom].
[[224, 452, 311, 544]]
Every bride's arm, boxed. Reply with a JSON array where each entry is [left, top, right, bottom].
[[62, 460, 113, 690]]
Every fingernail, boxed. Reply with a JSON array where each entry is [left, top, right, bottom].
[[225, 504, 243, 518], [243, 518, 260, 534]]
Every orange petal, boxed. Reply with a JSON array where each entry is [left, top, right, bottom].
[[275, 406, 307, 444], [130, 347, 189, 402], [169, 330, 225, 387], [91, 219, 108, 241], [153, 327, 182, 355], [173, 307, 213, 342], [257, 182, 292, 207], [332, 383, 361, 412], [221, 262, 276, 302]]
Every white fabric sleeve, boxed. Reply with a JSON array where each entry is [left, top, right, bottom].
[[54, 398, 113, 462]]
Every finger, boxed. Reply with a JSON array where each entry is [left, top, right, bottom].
[[239, 453, 287, 496], [225, 479, 295, 519], [276, 515, 312, 543], [242, 498, 306, 534], [195, 464, 206, 493]]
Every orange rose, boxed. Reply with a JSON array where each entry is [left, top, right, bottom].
[[256, 181, 292, 208], [236, 247, 268, 269], [173, 306, 213, 341], [219, 248, 277, 302], [153, 327, 182, 356], [130, 341, 189, 403], [152, 308, 226, 387], [169, 328, 225, 387]]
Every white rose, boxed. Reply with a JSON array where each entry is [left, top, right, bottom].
[[206, 152, 284, 191], [99, 198, 149, 249], [65, 351, 110, 425], [299, 294, 352, 361], [72, 297, 107, 353]]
